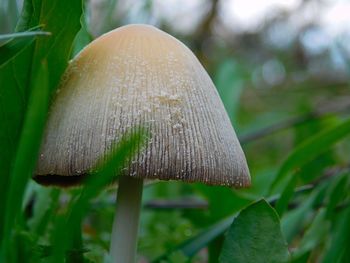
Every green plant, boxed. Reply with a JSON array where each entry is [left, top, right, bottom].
[[1, 1, 350, 262]]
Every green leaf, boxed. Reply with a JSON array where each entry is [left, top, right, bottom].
[[0, 0, 39, 246], [0, 0, 82, 255], [31, 0, 83, 92], [0, 31, 50, 67], [270, 118, 350, 193], [219, 199, 290, 263], [2, 60, 49, 254], [72, 1, 92, 57], [0, 31, 50, 41], [15, 0, 34, 32]]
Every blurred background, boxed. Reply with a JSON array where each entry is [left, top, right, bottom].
[[1, 0, 350, 262]]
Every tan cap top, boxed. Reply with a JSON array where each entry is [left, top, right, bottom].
[[34, 24, 250, 187]]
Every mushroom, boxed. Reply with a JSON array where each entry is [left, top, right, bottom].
[[34, 24, 250, 263]]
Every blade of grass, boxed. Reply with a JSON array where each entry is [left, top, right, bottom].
[[0, 31, 50, 67], [0, 0, 82, 250], [2, 60, 49, 257], [50, 130, 147, 263], [270, 118, 350, 194], [322, 206, 350, 262], [0, 31, 50, 41], [292, 209, 329, 259], [0, 1, 37, 248], [281, 184, 326, 242], [29, 188, 60, 237], [275, 175, 298, 216]]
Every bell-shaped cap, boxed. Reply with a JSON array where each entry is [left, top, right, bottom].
[[34, 24, 250, 187]]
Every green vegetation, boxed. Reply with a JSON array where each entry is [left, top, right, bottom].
[[1, 0, 349, 262]]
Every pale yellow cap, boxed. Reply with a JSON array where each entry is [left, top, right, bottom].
[[34, 24, 250, 187]]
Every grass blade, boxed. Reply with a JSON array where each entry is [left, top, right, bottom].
[[50, 130, 147, 262], [270, 118, 350, 193], [0, 31, 50, 41], [2, 60, 49, 257]]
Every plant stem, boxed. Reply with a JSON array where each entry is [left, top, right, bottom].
[[109, 176, 143, 263]]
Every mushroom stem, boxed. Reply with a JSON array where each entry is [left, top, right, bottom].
[[109, 176, 143, 263]]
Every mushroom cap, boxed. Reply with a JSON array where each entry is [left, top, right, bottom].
[[34, 24, 250, 187]]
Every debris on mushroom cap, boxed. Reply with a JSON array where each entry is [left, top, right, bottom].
[[34, 24, 250, 187]]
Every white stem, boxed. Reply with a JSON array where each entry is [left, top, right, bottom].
[[109, 176, 143, 263]]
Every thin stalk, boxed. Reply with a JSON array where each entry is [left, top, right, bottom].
[[109, 176, 143, 263]]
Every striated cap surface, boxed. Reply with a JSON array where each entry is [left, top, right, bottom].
[[34, 24, 250, 187]]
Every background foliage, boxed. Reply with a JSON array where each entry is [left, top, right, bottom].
[[1, 0, 349, 262]]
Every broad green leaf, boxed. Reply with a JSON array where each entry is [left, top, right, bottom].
[[270, 118, 350, 193], [0, 0, 83, 178], [219, 200, 290, 263], [31, 0, 83, 91]]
